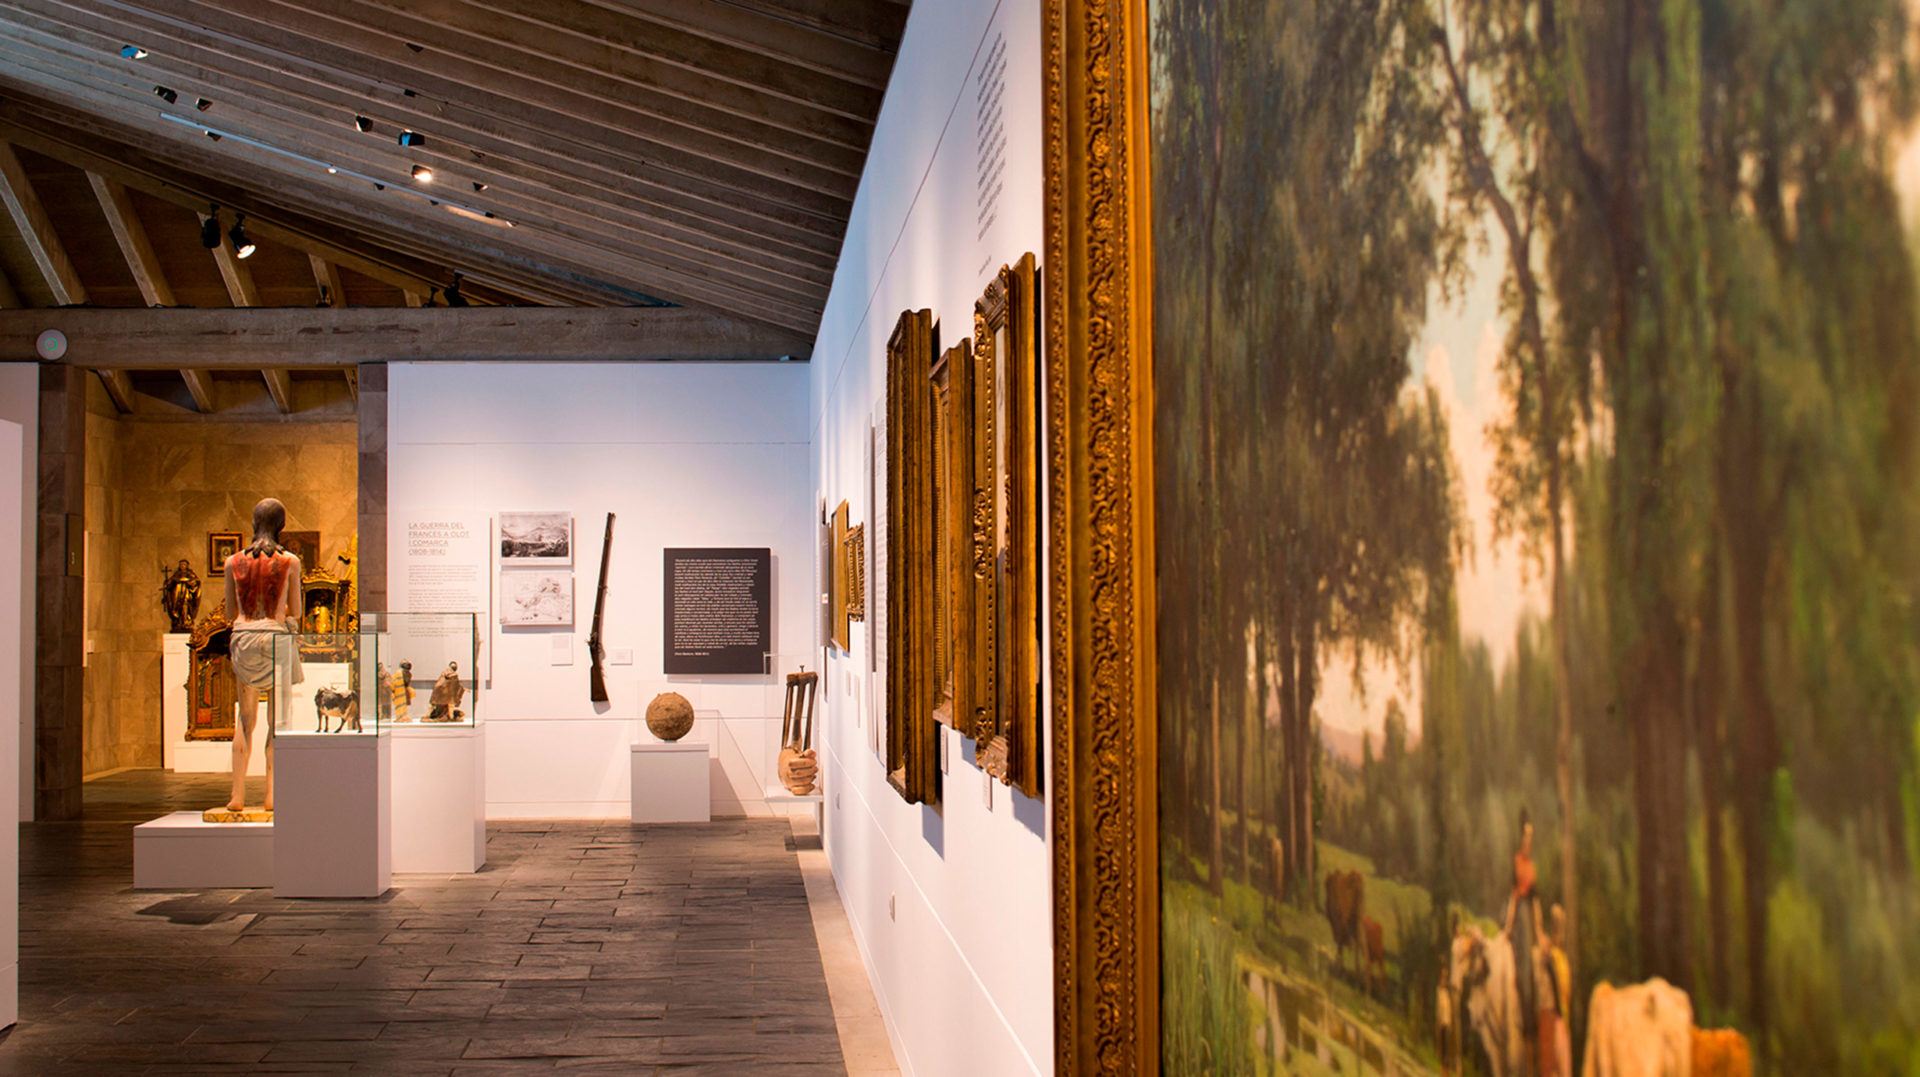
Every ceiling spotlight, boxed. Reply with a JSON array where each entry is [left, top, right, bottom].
[[397, 130, 423, 147], [204, 130, 221, 141], [471, 181, 487, 192], [326, 165, 338, 174], [196, 98, 212, 111], [153, 85, 177, 104], [353, 115, 373, 133], [229, 214, 256, 259], [411, 164, 434, 184], [121, 45, 148, 60], [373, 182, 386, 191], [444, 274, 469, 307], [200, 204, 221, 248]]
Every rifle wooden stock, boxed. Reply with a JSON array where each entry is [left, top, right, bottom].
[[588, 512, 615, 703]]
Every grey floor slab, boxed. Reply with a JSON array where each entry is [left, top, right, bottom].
[[0, 769, 847, 1075]]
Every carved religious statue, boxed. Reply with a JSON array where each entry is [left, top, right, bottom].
[[390, 660, 414, 722], [160, 558, 201, 633], [215, 497, 304, 818], [427, 661, 465, 722]]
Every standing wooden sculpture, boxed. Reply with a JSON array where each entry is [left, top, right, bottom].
[[777, 670, 819, 795]]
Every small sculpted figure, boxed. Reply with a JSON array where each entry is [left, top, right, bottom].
[[391, 660, 414, 721], [161, 559, 201, 633], [222, 498, 303, 814], [427, 661, 465, 722]]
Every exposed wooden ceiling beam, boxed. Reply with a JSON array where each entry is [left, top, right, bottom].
[[96, 368, 133, 413], [342, 365, 357, 404], [179, 369, 215, 413], [0, 139, 85, 304], [87, 171, 175, 307], [0, 10, 847, 258], [201, 210, 261, 307], [0, 268, 20, 309], [0, 307, 813, 365], [261, 367, 292, 413], [404, 290, 425, 308], [724, 0, 911, 54], [308, 254, 342, 308], [0, 90, 826, 329], [0, 106, 567, 308]]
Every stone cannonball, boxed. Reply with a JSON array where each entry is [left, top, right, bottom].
[[645, 692, 695, 742]]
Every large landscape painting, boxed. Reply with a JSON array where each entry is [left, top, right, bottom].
[[1152, 0, 1920, 1072]]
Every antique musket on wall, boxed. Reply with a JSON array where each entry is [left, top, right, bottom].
[[588, 512, 615, 703]]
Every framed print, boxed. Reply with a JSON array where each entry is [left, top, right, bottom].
[[499, 570, 573, 626], [498, 512, 572, 565], [883, 308, 940, 806], [207, 531, 241, 576]]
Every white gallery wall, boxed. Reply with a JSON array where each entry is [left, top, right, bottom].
[[809, 0, 1052, 1074], [386, 361, 812, 818], [0, 365, 34, 825]]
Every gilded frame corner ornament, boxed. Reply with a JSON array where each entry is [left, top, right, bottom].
[[1045, 0, 1159, 1071]]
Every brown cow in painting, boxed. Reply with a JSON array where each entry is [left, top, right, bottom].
[[1691, 1027, 1752, 1077], [1324, 869, 1365, 980], [1361, 914, 1387, 996]]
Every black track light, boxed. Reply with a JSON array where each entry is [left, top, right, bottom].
[[229, 214, 256, 259], [373, 182, 386, 191], [153, 85, 177, 104], [354, 115, 373, 133], [200, 204, 221, 249], [411, 164, 434, 184], [204, 130, 221, 142], [472, 181, 487, 192], [397, 130, 424, 148], [444, 273, 468, 308], [121, 45, 148, 60], [196, 98, 212, 111]]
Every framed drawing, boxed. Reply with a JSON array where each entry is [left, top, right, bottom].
[[498, 512, 572, 565], [282, 530, 320, 573], [939, 337, 980, 741], [883, 308, 940, 806], [499, 570, 573, 626], [207, 531, 241, 575], [844, 523, 865, 624]]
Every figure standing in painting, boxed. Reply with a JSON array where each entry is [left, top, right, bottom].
[[1540, 904, 1572, 1077], [427, 660, 465, 722], [222, 498, 303, 814], [1503, 808, 1547, 1075], [160, 559, 201, 633]]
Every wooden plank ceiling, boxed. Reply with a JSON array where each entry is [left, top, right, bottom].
[[0, 0, 907, 351]]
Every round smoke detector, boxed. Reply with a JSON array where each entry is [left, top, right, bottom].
[[35, 329, 67, 361]]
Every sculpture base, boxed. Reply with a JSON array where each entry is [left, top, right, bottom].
[[202, 808, 273, 824]]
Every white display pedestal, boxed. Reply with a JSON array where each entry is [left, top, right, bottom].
[[391, 725, 486, 874], [162, 635, 268, 775], [274, 734, 391, 898], [133, 812, 274, 889], [631, 742, 711, 823]]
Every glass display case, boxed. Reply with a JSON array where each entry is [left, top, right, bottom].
[[363, 612, 481, 727], [269, 613, 481, 736], [271, 629, 381, 737]]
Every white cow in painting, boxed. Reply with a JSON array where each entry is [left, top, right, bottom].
[[1448, 925, 1523, 1077]]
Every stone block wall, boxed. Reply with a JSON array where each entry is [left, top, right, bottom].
[[80, 377, 357, 775]]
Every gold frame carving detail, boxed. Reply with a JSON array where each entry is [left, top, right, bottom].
[[1045, 0, 1158, 1071], [971, 253, 1043, 799], [884, 308, 941, 805], [830, 500, 852, 651]]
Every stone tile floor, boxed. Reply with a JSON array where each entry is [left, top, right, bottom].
[[0, 769, 848, 1074]]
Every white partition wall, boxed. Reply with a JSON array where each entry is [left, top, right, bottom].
[[385, 362, 812, 819], [0, 366, 34, 826], [808, 0, 1053, 1073], [0, 418, 24, 1027]]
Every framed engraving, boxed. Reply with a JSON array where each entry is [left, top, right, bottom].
[[830, 500, 851, 651], [883, 308, 940, 805]]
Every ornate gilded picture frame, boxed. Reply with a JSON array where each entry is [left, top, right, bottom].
[[972, 253, 1043, 799], [207, 531, 240, 576], [884, 308, 941, 805], [830, 500, 852, 651], [1044, 0, 1158, 1070]]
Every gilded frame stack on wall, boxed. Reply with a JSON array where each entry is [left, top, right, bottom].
[[884, 309, 940, 804]]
